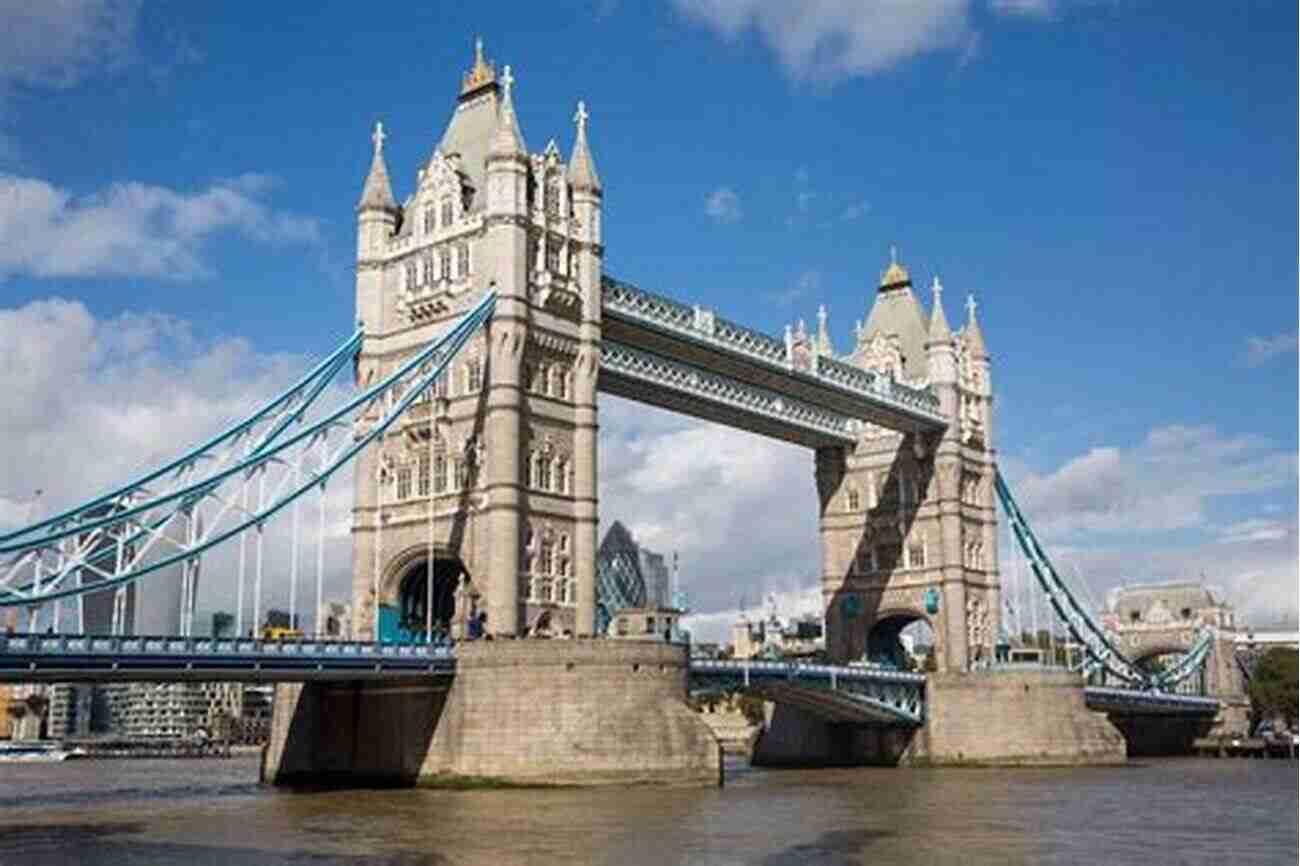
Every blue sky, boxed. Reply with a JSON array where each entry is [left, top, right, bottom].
[[0, 1, 1295, 637]]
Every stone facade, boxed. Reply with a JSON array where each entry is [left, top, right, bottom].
[[262, 639, 720, 787], [351, 42, 602, 640], [1100, 582, 1248, 731], [817, 265, 999, 673]]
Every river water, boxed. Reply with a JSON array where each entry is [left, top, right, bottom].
[[0, 756, 1294, 865]]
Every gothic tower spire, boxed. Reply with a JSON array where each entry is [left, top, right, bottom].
[[489, 64, 527, 158], [965, 292, 988, 357], [357, 121, 398, 213], [567, 100, 602, 192]]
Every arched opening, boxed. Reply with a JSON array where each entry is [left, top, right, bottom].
[[865, 613, 935, 672], [1134, 647, 1205, 695], [380, 556, 467, 644]]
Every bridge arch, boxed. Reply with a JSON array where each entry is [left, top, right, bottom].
[[865, 608, 935, 672], [379, 544, 470, 641]]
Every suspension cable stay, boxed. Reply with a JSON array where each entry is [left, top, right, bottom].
[[0, 293, 497, 612], [993, 468, 1213, 691]]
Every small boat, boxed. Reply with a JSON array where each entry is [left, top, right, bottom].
[[0, 741, 85, 762]]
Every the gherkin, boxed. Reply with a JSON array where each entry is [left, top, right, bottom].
[[595, 521, 648, 634]]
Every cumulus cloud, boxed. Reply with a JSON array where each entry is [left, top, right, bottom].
[[1243, 331, 1298, 367], [1008, 425, 1297, 538], [0, 0, 141, 88], [674, 0, 974, 81], [0, 297, 356, 630], [704, 186, 742, 223], [841, 199, 870, 221], [0, 172, 321, 280]]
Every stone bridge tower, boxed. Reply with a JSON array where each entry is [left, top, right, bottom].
[[818, 256, 999, 672], [351, 41, 602, 640]]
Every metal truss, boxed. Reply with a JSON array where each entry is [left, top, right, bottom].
[[0, 293, 497, 619], [1083, 686, 1220, 717], [601, 276, 944, 423], [0, 632, 455, 683], [994, 469, 1214, 691], [688, 659, 925, 726], [600, 339, 861, 443]]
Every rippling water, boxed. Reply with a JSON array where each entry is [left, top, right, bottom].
[[0, 756, 1294, 865]]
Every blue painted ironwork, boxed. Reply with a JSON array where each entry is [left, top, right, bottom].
[[601, 276, 945, 426], [688, 658, 925, 726], [600, 339, 861, 443], [994, 468, 1213, 691], [1, 292, 496, 607], [0, 632, 455, 682], [1083, 686, 1220, 717]]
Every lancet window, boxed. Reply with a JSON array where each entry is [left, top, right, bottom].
[[395, 466, 412, 501], [423, 206, 434, 234], [417, 452, 431, 496], [439, 247, 451, 281], [456, 242, 470, 278], [440, 197, 453, 228], [404, 261, 417, 291], [465, 357, 483, 393]]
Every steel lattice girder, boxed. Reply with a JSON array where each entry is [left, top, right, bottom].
[[0, 293, 496, 608], [688, 659, 925, 726]]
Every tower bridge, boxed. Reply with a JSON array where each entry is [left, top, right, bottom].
[[0, 40, 1226, 785]]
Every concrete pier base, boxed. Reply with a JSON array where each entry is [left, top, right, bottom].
[[748, 669, 1127, 768], [751, 703, 914, 767], [911, 669, 1127, 766], [263, 639, 721, 787]]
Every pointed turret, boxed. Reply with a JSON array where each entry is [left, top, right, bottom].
[[489, 64, 527, 158], [567, 100, 602, 192], [357, 121, 398, 213], [927, 275, 951, 343], [816, 304, 833, 355], [856, 246, 930, 381], [965, 293, 988, 357]]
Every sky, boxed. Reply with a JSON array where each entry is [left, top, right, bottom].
[[0, 1, 1295, 643]]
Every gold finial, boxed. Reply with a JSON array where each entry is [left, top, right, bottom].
[[880, 244, 910, 289], [461, 35, 497, 95]]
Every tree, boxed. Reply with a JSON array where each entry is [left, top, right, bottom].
[[1249, 648, 1298, 729]]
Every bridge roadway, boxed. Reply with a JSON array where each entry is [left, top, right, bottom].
[[0, 634, 1219, 724]]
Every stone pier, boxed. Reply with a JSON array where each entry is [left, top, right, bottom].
[[751, 669, 1127, 768], [263, 639, 721, 787]]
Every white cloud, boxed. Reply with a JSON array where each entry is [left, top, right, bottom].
[[0, 0, 141, 88], [0, 297, 356, 630], [767, 269, 820, 304], [1007, 425, 1297, 538], [1243, 331, 1298, 367], [0, 172, 321, 280], [1218, 518, 1290, 544], [674, 0, 973, 81], [599, 394, 820, 627], [704, 186, 742, 223]]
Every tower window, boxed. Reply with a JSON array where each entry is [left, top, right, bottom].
[[440, 197, 453, 227], [433, 453, 447, 494], [395, 467, 412, 501], [907, 541, 926, 570], [846, 488, 860, 512], [552, 366, 568, 400], [456, 242, 470, 278], [439, 247, 451, 281], [465, 357, 483, 393], [417, 452, 430, 496], [423, 206, 434, 234]]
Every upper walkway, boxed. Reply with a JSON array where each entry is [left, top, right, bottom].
[[599, 277, 947, 447]]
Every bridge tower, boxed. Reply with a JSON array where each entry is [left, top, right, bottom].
[[350, 40, 603, 639], [819, 259, 999, 673]]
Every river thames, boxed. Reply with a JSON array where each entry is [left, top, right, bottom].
[[0, 756, 1294, 864]]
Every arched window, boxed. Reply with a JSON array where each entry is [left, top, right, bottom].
[[556, 458, 569, 494], [536, 363, 549, 396], [465, 357, 483, 393], [545, 175, 560, 216], [404, 261, 417, 291], [439, 197, 453, 227], [423, 206, 434, 234], [540, 540, 555, 575], [438, 246, 451, 281], [456, 242, 470, 278], [553, 366, 568, 400], [395, 466, 412, 500], [417, 452, 430, 496], [538, 457, 552, 492], [433, 453, 447, 494]]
